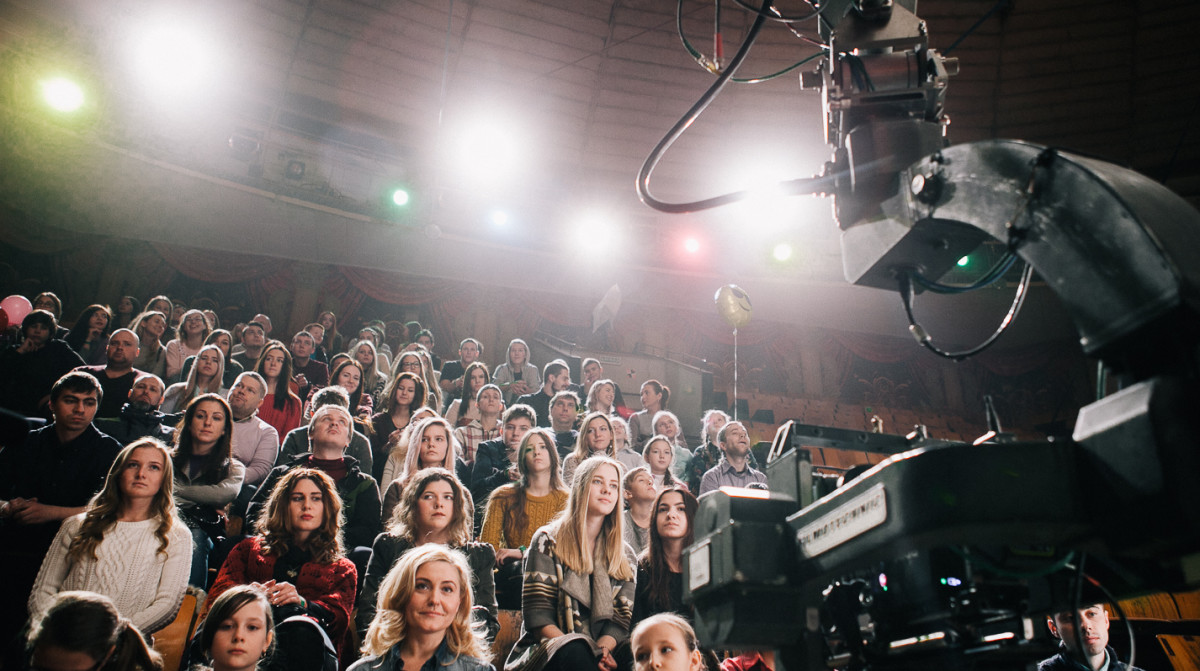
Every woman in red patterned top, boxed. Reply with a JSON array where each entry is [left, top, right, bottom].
[[207, 468, 356, 660]]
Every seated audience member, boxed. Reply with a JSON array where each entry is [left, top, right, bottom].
[[231, 320, 268, 372], [166, 309, 212, 383], [479, 427, 569, 610], [254, 341, 304, 441], [378, 406, 438, 490], [181, 329, 245, 389], [276, 386, 374, 471], [720, 651, 776, 671], [628, 381, 669, 450], [31, 291, 69, 340], [306, 359, 372, 421], [352, 544, 493, 671], [689, 410, 730, 493], [562, 412, 617, 485], [549, 390, 581, 458], [318, 311, 343, 355], [0, 371, 121, 644], [29, 439, 191, 634], [173, 394, 245, 587], [250, 313, 273, 339], [96, 373, 176, 445], [414, 348, 444, 410], [113, 295, 141, 329], [492, 338, 540, 404], [0, 310, 85, 417], [517, 359, 570, 428], [162, 344, 227, 414], [144, 295, 173, 332], [445, 361, 489, 428], [453, 383, 503, 466], [631, 614, 706, 671], [622, 467, 655, 558], [210, 469, 357, 662], [129, 310, 169, 379], [414, 329, 441, 370], [357, 469, 498, 640], [189, 585, 275, 671], [585, 378, 619, 417], [353, 339, 389, 407], [611, 416, 645, 474], [1041, 602, 1143, 671], [698, 421, 766, 495], [227, 372, 281, 489], [289, 330, 329, 401], [470, 404, 536, 511], [383, 320, 408, 362], [581, 360, 627, 413], [505, 456, 635, 671], [75, 328, 143, 419], [652, 411, 692, 482], [64, 304, 114, 366], [370, 371, 428, 484], [381, 417, 468, 520], [632, 487, 699, 625], [438, 338, 483, 405], [643, 436, 686, 491], [306, 321, 329, 365], [25, 591, 163, 671]]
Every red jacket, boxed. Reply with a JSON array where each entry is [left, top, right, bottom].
[[208, 536, 356, 652]]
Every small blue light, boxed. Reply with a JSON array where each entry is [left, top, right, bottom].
[[944, 577, 962, 587]]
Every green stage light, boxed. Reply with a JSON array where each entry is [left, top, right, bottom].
[[957, 255, 970, 267], [391, 188, 410, 207]]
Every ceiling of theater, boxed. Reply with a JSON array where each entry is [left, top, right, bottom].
[[1, 0, 1197, 345]]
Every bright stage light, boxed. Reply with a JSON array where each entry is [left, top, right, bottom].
[[957, 255, 970, 267], [490, 210, 509, 227], [391, 189, 411, 206], [773, 243, 793, 262], [41, 78, 84, 112], [131, 17, 217, 99], [684, 237, 701, 254]]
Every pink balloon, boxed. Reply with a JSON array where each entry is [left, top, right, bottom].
[[0, 295, 32, 325]]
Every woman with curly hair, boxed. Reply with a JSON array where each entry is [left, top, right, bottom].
[[370, 371, 428, 485], [166, 309, 212, 383], [161, 344, 226, 414], [25, 591, 163, 671], [208, 468, 357, 661], [64, 304, 114, 365], [560, 412, 616, 486], [505, 456, 635, 671], [357, 468, 497, 641], [28, 439, 191, 634], [351, 544, 492, 671], [479, 428, 569, 610], [254, 341, 303, 441], [173, 394, 245, 587]]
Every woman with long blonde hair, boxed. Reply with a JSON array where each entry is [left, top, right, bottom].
[[28, 439, 191, 634], [352, 544, 492, 671], [356, 468, 498, 641], [160, 343, 226, 414], [505, 456, 635, 671]]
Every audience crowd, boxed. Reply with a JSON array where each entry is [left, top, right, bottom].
[[0, 291, 773, 671]]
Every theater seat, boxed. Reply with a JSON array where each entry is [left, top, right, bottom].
[[153, 586, 205, 671]]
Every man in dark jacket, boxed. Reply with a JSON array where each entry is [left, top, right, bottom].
[[1040, 603, 1143, 670], [95, 373, 177, 445]]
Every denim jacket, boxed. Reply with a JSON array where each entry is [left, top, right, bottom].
[[348, 639, 493, 671]]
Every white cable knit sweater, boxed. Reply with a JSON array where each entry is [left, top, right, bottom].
[[28, 513, 192, 633]]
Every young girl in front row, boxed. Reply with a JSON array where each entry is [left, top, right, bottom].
[[506, 456, 636, 671], [630, 613, 705, 671]]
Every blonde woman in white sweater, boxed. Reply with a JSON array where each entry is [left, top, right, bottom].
[[29, 438, 191, 634]]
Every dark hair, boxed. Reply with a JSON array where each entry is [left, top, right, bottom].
[[51, 370, 103, 405], [22, 309, 57, 335], [257, 468, 345, 563], [329, 359, 365, 411], [502, 403, 537, 427], [492, 428, 567, 545], [543, 359, 568, 379], [172, 394, 234, 485], [456, 361, 490, 413], [32, 292, 63, 318], [197, 585, 275, 663], [27, 591, 162, 671], [642, 379, 670, 410], [65, 305, 115, 351], [416, 328, 434, 344], [378, 371, 427, 416], [551, 389, 580, 410], [639, 486, 698, 612], [254, 341, 300, 411]]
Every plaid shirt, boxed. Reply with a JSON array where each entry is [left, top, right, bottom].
[[454, 419, 500, 464]]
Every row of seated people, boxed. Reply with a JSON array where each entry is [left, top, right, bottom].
[[0, 353, 769, 671]]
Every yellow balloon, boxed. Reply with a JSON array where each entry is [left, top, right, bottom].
[[714, 284, 752, 328]]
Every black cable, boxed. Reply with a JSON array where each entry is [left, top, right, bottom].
[[640, 0, 840, 213], [899, 261, 1033, 362], [730, 0, 822, 23], [943, 0, 1010, 56], [675, 0, 826, 82]]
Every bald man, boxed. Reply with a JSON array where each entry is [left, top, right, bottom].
[[75, 328, 143, 419]]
